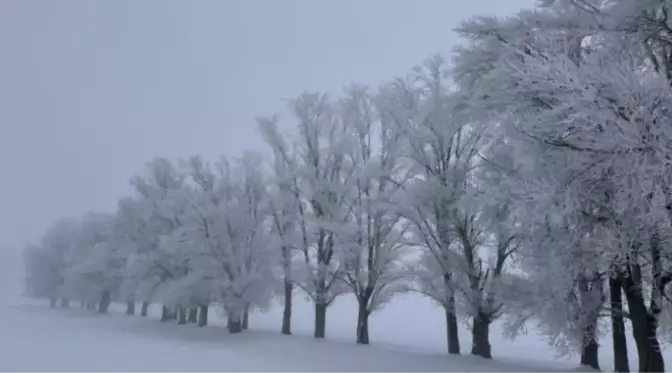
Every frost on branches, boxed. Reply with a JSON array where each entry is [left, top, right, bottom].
[[259, 93, 352, 339], [38, 218, 80, 308], [259, 88, 414, 343], [258, 116, 300, 336], [128, 157, 190, 322], [380, 56, 519, 358], [68, 212, 120, 314], [181, 153, 277, 333], [22, 243, 62, 308], [334, 85, 413, 345], [453, 1, 672, 370], [115, 196, 154, 316]]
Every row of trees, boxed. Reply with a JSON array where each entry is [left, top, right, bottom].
[[22, 1, 672, 371]]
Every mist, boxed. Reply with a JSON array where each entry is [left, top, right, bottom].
[[0, 0, 534, 257]]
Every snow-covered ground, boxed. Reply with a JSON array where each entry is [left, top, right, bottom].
[[0, 256, 666, 373], [3, 290, 664, 372]]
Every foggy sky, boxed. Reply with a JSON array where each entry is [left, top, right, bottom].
[[0, 0, 534, 257]]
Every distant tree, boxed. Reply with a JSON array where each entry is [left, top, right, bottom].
[[22, 243, 60, 307], [68, 212, 119, 313], [181, 153, 277, 333], [39, 218, 80, 308]]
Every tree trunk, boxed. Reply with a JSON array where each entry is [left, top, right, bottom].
[[639, 316, 664, 373], [281, 278, 292, 335], [197, 303, 208, 327], [98, 290, 111, 313], [356, 300, 370, 345], [50, 298, 57, 308], [242, 305, 249, 330], [630, 313, 664, 373], [140, 302, 149, 317], [60, 298, 70, 308], [227, 311, 242, 334], [80, 301, 86, 309], [621, 273, 665, 372], [576, 272, 602, 371], [188, 306, 198, 323], [471, 312, 492, 359], [442, 273, 460, 355], [610, 276, 629, 372], [314, 302, 327, 339], [160, 305, 171, 322], [126, 301, 135, 315], [86, 301, 96, 310], [177, 307, 187, 324], [580, 337, 600, 371], [445, 299, 460, 354]]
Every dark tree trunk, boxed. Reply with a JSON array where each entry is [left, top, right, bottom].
[[168, 307, 177, 320], [314, 302, 327, 339], [443, 273, 460, 355], [580, 336, 600, 371], [621, 273, 665, 373], [445, 307, 461, 355], [177, 307, 187, 324], [444, 299, 460, 354], [640, 318, 664, 373], [98, 290, 111, 314], [471, 311, 492, 359], [577, 272, 602, 371], [60, 298, 70, 308], [140, 302, 149, 317], [197, 303, 208, 327], [281, 278, 292, 335], [242, 306, 249, 330], [228, 320, 242, 333], [227, 312, 242, 334], [126, 301, 135, 315], [631, 313, 664, 373], [610, 276, 629, 372], [356, 300, 370, 345], [580, 315, 600, 371], [50, 298, 57, 308], [160, 305, 171, 322], [188, 306, 198, 323]]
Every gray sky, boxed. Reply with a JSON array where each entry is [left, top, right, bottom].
[[0, 0, 534, 254]]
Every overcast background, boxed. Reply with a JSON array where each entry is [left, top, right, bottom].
[[0, 0, 534, 289]]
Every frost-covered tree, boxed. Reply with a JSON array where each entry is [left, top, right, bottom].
[[177, 155, 219, 326], [182, 152, 276, 333], [501, 209, 608, 369], [153, 187, 205, 325], [115, 196, 154, 316], [38, 218, 80, 308], [448, 136, 522, 360], [259, 93, 351, 339], [258, 117, 299, 335], [392, 64, 520, 358], [387, 56, 485, 356], [335, 85, 412, 344], [453, 1, 672, 370], [68, 212, 119, 313], [129, 157, 189, 322], [22, 243, 61, 307]]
